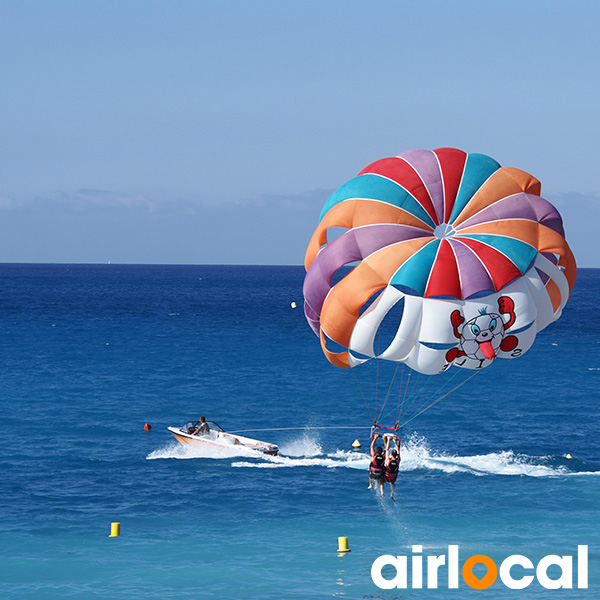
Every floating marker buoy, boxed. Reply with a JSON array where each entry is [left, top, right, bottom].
[[337, 536, 351, 553], [109, 522, 121, 537], [566, 453, 572, 459], [144, 423, 152, 431], [352, 439, 362, 449], [291, 302, 297, 309]]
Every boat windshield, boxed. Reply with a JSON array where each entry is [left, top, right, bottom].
[[206, 421, 225, 433], [183, 420, 225, 434]]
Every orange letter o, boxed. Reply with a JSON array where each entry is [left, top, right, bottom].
[[462, 555, 498, 589]]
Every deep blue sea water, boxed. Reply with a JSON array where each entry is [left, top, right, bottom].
[[0, 264, 598, 599]]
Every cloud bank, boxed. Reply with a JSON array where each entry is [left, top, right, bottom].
[[0, 188, 596, 267], [0, 189, 331, 265]]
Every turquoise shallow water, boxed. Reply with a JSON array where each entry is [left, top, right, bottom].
[[0, 264, 598, 599]]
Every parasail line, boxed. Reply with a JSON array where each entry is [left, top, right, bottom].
[[379, 366, 468, 425], [397, 366, 413, 423], [228, 426, 373, 434], [375, 361, 401, 424], [404, 367, 462, 416], [370, 366, 419, 426], [351, 367, 376, 423], [395, 363, 405, 425], [374, 330, 382, 418], [398, 370, 480, 428], [396, 370, 434, 421]]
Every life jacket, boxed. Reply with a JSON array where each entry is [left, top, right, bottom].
[[385, 455, 400, 481], [386, 458, 399, 475], [369, 453, 385, 478]]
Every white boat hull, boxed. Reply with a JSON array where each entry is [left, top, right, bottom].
[[168, 426, 279, 456]]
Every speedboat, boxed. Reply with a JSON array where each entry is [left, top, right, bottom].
[[167, 420, 279, 456]]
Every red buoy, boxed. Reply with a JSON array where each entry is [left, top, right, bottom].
[[144, 423, 152, 431]]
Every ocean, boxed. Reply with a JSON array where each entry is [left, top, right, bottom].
[[0, 263, 598, 599]]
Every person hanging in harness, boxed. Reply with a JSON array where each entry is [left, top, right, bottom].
[[384, 435, 401, 501], [368, 433, 386, 498]]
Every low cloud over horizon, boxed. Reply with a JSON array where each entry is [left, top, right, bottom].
[[0, 188, 332, 266], [0, 187, 597, 268]]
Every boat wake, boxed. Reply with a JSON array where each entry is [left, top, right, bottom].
[[395, 435, 600, 477], [147, 442, 263, 460], [148, 432, 600, 477], [231, 433, 600, 478]]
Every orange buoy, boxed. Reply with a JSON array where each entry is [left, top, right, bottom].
[[144, 423, 152, 431]]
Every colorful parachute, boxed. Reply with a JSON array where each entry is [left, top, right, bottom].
[[303, 148, 576, 376]]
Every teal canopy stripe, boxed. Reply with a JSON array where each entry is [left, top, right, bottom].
[[318, 174, 436, 228], [457, 233, 538, 274], [389, 239, 441, 295], [448, 153, 501, 224]]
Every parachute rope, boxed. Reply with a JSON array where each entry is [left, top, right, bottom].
[[229, 426, 373, 434], [398, 371, 432, 419], [376, 365, 473, 426], [375, 361, 401, 424], [398, 368, 427, 423], [394, 364, 404, 426], [398, 365, 410, 423], [351, 367, 375, 423], [374, 331, 382, 418], [398, 370, 480, 428]]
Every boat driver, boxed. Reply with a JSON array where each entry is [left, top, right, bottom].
[[191, 416, 210, 436]]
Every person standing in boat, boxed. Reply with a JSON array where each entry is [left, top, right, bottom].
[[191, 416, 210, 436], [384, 435, 401, 502]]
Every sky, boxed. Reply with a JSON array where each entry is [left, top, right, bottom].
[[0, 0, 598, 266]]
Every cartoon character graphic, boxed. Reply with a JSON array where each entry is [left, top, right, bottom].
[[445, 296, 519, 367]]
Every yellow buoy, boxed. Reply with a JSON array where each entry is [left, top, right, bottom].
[[109, 522, 121, 537], [337, 536, 351, 553], [566, 453, 572, 459], [291, 302, 297, 309], [352, 439, 362, 449]]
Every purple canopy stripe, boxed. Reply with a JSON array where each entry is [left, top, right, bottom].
[[456, 193, 566, 238], [303, 224, 431, 331], [396, 149, 445, 225], [448, 238, 496, 299]]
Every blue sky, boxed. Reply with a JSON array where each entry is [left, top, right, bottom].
[[0, 0, 598, 266]]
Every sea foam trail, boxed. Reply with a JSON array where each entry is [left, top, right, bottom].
[[231, 433, 600, 477], [148, 433, 599, 477], [400, 434, 600, 477], [147, 441, 263, 460], [278, 432, 323, 457]]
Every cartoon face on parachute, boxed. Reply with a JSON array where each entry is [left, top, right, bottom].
[[303, 147, 576, 375], [460, 312, 504, 361], [445, 295, 519, 367]]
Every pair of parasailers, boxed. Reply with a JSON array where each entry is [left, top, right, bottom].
[[368, 431, 401, 501]]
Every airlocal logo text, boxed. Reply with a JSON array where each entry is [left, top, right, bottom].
[[371, 545, 588, 590]]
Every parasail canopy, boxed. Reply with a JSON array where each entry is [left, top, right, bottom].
[[303, 148, 576, 376]]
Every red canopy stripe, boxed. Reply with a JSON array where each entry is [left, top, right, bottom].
[[454, 237, 522, 292], [433, 148, 468, 224], [424, 239, 462, 298], [359, 157, 440, 226]]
